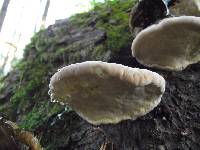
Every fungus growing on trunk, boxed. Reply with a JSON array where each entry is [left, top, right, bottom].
[[0, 117, 42, 150], [170, 0, 200, 16], [131, 16, 200, 71], [49, 61, 165, 125], [129, 0, 170, 35]]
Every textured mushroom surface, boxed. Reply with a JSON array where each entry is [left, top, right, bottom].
[[49, 61, 165, 125], [132, 16, 200, 71], [170, 0, 200, 16]]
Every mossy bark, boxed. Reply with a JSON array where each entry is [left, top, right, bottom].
[[0, 0, 199, 149]]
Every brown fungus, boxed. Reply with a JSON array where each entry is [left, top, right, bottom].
[[131, 16, 200, 71], [5, 121, 43, 150], [49, 61, 165, 125], [0, 117, 42, 150]]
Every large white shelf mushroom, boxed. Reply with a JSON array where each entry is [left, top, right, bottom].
[[49, 61, 165, 125], [131, 16, 200, 71]]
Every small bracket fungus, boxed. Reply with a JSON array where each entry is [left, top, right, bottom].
[[170, 0, 200, 16], [49, 61, 165, 125], [5, 121, 43, 150], [129, 0, 174, 35], [131, 16, 200, 71], [0, 117, 42, 150]]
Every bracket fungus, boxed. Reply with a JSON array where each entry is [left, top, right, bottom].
[[0, 117, 42, 150], [129, 0, 170, 36], [131, 16, 200, 71], [170, 0, 200, 16], [49, 61, 165, 125]]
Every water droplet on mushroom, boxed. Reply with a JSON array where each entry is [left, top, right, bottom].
[[60, 102, 64, 105], [48, 90, 51, 95], [57, 113, 62, 119]]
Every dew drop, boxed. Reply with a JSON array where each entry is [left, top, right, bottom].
[[52, 100, 56, 103], [60, 102, 65, 105], [48, 90, 51, 95], [57, 113, 62, 119]]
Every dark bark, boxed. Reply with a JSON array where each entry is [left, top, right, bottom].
[[0, 0, 11, 32], [34, 1, 200, 149], [35, 46, 200, 150], [0, 0, 199, 149], [129, 0, 179, 35]]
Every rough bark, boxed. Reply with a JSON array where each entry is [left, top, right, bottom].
[[0, 0, 199, 149], [35, 46, 200, 150], [32, 1, 200, 149], [34, 1, 200, 148]]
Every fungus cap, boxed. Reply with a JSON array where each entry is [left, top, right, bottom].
[[170, 0, 200, 16], [129, 0, 168, 36], [131, 16, 200, 71], [49, 61, 165, 125]]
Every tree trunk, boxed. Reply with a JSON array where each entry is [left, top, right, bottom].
[[34, 1, 200, 149], [0, 0, 11, 32], [41, 0, 50, 29]]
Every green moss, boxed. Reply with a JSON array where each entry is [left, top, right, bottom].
[[12, 61, 46, 102], [70, 12, 90, 27], [35, 36, 56, 52], [23, 30, 45, 53], [0, 77, 5, 93], [0, 103, 10, 112], [10, 61, 63, 130], [67, 0, 135, 61], [21, 107, 44, 130], [70, 0, 135, 57], [91, 44, 108, 60], [21, 101, 61, 130], [94, 0, 135, 53]]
